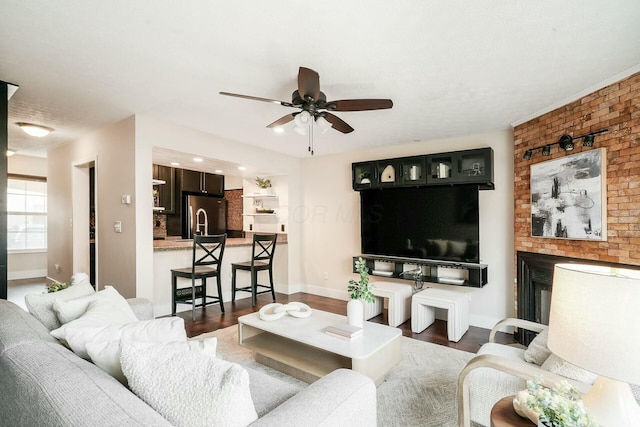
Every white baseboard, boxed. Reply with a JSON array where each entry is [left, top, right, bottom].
[[8, 269, 47, 281]]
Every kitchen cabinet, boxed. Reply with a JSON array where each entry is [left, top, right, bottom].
[[179, 169, 224, 196], [153, 164, 175, 214]]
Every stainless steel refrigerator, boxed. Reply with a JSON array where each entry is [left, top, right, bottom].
[[183, 194, 227, 239]]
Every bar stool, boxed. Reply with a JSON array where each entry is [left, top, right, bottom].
[[231, 233, 277, 306], [171, 234, 226, 321]]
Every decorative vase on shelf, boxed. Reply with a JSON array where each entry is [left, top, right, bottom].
[[347, 299, 364, 328]]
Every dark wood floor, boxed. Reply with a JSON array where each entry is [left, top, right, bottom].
[[173, 292, 516, 354]]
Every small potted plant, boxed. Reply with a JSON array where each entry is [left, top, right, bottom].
[[358, 171, 371, 185], [255, 177, 272, 194], [347, 257, 376, 327], [513, 380, 597, 427]]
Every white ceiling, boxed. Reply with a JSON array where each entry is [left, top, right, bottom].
[[2, 1, 640, 161]]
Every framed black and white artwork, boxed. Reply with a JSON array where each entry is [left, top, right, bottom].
[[530, 148, 606, 240]]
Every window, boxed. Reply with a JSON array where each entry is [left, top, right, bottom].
[[7, 175, 47, 251]]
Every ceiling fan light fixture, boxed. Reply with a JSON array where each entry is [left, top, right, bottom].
[[17, 122, 53, 137], [315, 115, 331, 134], [294, 110, 312, 127]]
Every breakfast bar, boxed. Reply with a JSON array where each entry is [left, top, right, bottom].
[[152, 235, 288, 317]]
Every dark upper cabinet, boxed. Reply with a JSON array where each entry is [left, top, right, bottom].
[[178, 169, 224, 196], [352, 147, 494, 191], [399, 156, 427, 186], [376, 159, 401, 188], [426, 147, 494, 189], [352, 161, 377, 190], [153, 164, 175, 214]]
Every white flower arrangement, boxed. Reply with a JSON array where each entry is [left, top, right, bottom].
[[513, 380, 598, 427]]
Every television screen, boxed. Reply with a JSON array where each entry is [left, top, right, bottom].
[[360, 185, 479, 263]]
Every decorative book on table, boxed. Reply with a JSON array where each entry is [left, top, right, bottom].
[[325, 323, 363, 340]]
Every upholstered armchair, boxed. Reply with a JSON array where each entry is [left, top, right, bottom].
[[457, 318, 594, 427]]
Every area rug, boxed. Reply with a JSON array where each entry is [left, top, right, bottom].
[[196, 326, 475, 427]]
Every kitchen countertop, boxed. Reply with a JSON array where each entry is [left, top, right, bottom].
[[153, 234, 287, 252]]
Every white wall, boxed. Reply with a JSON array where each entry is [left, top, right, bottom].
[[298, 129, 515, 329], [8, 154, 48, 280], [48, 117, 137, 297], [133, 115, 303, 303]]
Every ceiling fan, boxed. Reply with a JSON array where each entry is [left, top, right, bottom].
[[219, 67, 393, 135]]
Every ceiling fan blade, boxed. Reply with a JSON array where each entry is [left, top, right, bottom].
[[266, 114, 295, 128], [324, 113, 354, 133], [219, 91, 293, 107], [298, 67, 320, 102], [328, 99, 393, 111]]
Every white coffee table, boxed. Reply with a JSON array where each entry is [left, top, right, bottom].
[[238, 308, 402, 386]]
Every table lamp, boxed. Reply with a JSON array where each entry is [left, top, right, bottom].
[[548, 263, 640, 427]]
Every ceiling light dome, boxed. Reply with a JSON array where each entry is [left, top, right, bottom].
[[17, 122, 53, 137]]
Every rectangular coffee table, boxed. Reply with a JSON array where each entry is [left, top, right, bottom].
[[238, 308, 402, 386]]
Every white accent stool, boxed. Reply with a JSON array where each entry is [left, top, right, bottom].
[[411, 288, 469, 342], [363, 282, 413, 327]]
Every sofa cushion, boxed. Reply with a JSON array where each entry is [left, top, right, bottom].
[[121, 340, 258, 427], [541, 353, 598, 385], [87, 333, 209, 385], [53, 285, 137, 325], [51, 302, 186, 360], [0, 300, 59, 353], [523, 328, 551, 366], [0, 339, 172, 426], [24, 279, 95, 331]]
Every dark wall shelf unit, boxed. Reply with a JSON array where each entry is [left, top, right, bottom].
[[353, 255, 488, 288], [352, 147, 494, 190], [153, 164, 175, 214]]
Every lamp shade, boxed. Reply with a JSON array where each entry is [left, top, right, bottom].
[[548, 263, 640, 384]]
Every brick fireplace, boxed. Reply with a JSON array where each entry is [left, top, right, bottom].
[[513, 73, 640, 338]]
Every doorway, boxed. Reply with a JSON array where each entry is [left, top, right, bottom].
[[72, 160, 96, 288]]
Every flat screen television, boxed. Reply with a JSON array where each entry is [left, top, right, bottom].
[[360, 185, 480, 263]]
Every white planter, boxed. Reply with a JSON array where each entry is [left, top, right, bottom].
[[259, 187, 271, 195], [347, 299, 364, 328]]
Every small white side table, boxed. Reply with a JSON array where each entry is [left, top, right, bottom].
[[411, 287, 469, 341]]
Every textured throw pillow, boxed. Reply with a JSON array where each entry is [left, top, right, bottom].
[[524, 328, 552, 365], [121, 340, 257, 427], [53, 285, 135, 325], [541, 353, 598, 385], [50, 299, 148, 358], [85, 320, 197, 384], [24, 278, 95, 331]]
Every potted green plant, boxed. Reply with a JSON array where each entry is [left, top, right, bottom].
[[347, 257, 376, 327], [358, 172, 371, 185], [255, 177, 272, 194]]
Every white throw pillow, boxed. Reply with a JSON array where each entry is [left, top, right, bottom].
[[53, 285, 136, 324], [85, 321, 197, 384], [121, 340, 257, 427], [524, 328, 552, 365], [50, 299, 156, 358], [541, 353, 598, 385], [24, 278, 95, 331]]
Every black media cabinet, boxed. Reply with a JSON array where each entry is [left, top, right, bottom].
[[353, 255, 488, 288]]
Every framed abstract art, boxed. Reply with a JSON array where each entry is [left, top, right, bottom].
[[530, 148, 606, 240]]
